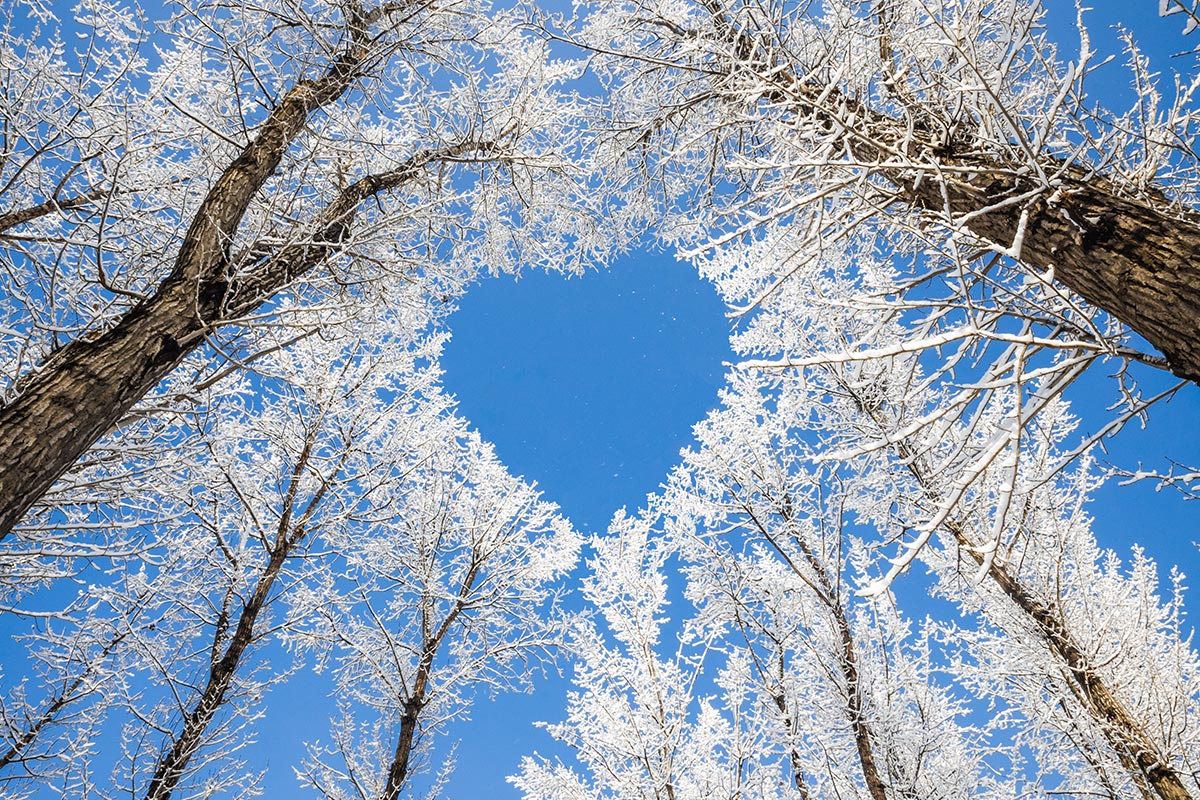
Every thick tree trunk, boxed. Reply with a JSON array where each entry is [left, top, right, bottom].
[[697, 0, 1200, 383], [800, 74, 1200, 383], [0, 45, 342, 533], [0, 6, 474, 539], [0, 277, 214, 538], [903, 165, 1200, 383]]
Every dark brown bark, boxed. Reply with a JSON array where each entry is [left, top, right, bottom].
[[142, 546, 287, 800], [382, 675, 427, 800], [801, 73, 1200, 384], [0, 3, 493, 539], [903, 166, 1200, 384], [0, 14, 363, 536], [698, 0, 1200, 383]]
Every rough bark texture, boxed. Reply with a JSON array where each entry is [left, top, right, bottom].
[[382, 675, 427, 800], [801, 73, 1200, 384], [0, 25, 361, 535], [904, 166, 1200, 383], [698, 0, 1200, 384], [0, 5, 491, 539], [0, 187, 111, 234]]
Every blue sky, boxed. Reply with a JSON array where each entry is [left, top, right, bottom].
[[443, 255, 732, 538], [4, 2, 1200, 799]]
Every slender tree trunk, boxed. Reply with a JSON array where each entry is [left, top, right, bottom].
[[954, 521, 1193, 800], [379, 558, 480, 800], [382, 677, 428, 800], [764, 685, 812, 800], [142, 429, 326, 800], [748, 503, 892, 800], [791, 527, 890, 800], [838, 380, 1194, 800], [141, 546, 287, 800]]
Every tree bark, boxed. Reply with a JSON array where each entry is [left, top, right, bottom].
[[142, 547, 287, 800], [697, 0, 1200, 383], [380, 558, 480, 800], [902, 164, 1200, 383], [0, 17, 361, 536], [382, 677, 427, 800], [0, 4, 493, 539], [143, 430, 326, 800], [794, 74, 1200, 384]]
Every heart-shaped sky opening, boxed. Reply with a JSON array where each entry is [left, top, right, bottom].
[[442, 252, 733, 536], [437, 250, 731, 799]]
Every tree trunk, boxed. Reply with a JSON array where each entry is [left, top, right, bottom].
[[902, 164, 1200, 383], [794, 73, 1200, 383], [698, 0, 1200, 383], [0, 7, 437, 538], [142, 547, 287, 800], [956, 522, 1194, 800], [751, 503, 893, 800], [841, 378, 1194, 800], [382, 688, 426, 800], [791, 526, 890, 800]]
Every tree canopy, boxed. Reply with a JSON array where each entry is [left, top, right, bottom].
[[1, 1, 1199, 799]]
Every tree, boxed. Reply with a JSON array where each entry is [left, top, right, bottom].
[[524, 354, 1199, 800], [553, 0, 1200, 585], [718, 218, 1200, 799], [514, 510, 788, 800], [0, 0, 594, 536], [0, 315, 456, 799], [4, 1, 1200, 799], [294, 420, 579, 800], [570, 0, 1200, 377], [661, 377, 995, 800]]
